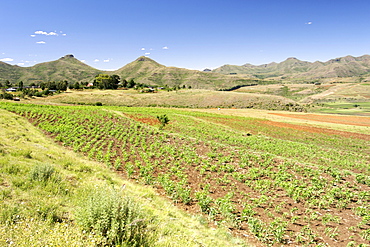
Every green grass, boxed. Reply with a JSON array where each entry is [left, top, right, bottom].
[[0, 108, 247, 246], [313, 102, 370, 115]]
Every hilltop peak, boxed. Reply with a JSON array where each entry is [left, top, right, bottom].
[[135, 56, 156, 62], [61, 54, 75, 59]]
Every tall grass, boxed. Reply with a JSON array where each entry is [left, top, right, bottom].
[[75, 185, 156, 246]]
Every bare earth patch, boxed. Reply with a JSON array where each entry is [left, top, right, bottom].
[[270, 113, 370, 127]]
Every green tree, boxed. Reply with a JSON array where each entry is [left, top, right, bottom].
[[18, 81, 24, 90], [5, 80, 11, 88], [94, 74, 120, 89], [121, 79, 128, 88], [127, 79, 136, 88], [110, 75, 120, 89], [74, 82, 80, 90]]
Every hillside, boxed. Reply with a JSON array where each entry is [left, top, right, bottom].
[[213, 55, 370, 81], [113, 56, 251, 90], [0, 55, 101, 85], [2, 54, 370, 89]]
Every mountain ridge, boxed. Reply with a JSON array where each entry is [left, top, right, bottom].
[[1, 54, 370, 89], [212, 55, 370, 81]]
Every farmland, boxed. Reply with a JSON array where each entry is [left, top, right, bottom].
[[0, 101, 369, 246]]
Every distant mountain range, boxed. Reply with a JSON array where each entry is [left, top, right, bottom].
[[1, 54, 369, 90], [0, 55, 248, 90], [212, 55, 370, 81]]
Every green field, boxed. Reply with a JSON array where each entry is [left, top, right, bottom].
[[313, 102, 370, 116], [0, 105, 246, 247], [1, 101, 369, 246]]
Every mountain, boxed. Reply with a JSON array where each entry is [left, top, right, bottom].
[[112, 56, 249, 89], [2, 54, 370, 90], [0, 55, 101, 85], [212, 55, 370, 81]]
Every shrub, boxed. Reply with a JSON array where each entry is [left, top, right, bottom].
[[95, 102, 103, 106], [75, 186, 155, 246], [29, 164, 59, 183], [156, 114, 170, 130]]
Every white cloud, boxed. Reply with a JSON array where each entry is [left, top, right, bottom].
[[36, 41, 46, 44], [94, 59, 99, 62], [305, 21, 312, 25], [62, 34, 67, 36], [81, 60, 86, 63], [141, 48, 145, 50], [34, 30, 62, 36], [103, 59, 110, 62], [0, 58, 14, 62], [144, 52, 150, 55], [17, 63, 25, 66], [162, 46, 169, 50], [30, 35, 36, 37]]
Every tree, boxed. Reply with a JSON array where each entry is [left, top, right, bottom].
[[94, 74, 120, 89], [56, 81, 68, 91], [74, 82, 80, 90], [18, 81, 24, 90], [5, 80, 11, 88], [127, 79, 136, 88], [121, 79, 128, 88], [110, 75, 120, 89], [157, 114, 170, 130]]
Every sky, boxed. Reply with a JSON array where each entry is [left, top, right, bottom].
[[1, 0, 370, 71]]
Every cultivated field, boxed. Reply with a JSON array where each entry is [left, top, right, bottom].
[[0, 105, 245, 247], [1, 102, 369, 246]]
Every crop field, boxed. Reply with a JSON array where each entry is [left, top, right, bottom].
[[1, 102, 369, 246]]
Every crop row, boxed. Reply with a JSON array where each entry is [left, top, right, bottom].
[[1, 102, 369, 246]]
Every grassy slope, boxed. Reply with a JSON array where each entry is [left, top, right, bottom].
[[113, 57, 251, 90], [0, 108, 246, 246]]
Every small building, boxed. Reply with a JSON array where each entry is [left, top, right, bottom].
[[5, 88, 17, 92]]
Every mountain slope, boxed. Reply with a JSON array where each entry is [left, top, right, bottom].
[[21, 55, 101, 84], [0, 55, 101, 84], [213, 55, 370, 81], [113, 56, 252, 89]]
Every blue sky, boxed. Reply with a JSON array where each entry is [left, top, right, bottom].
[[1, 0, 370, 70]]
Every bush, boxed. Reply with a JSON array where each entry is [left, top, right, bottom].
[[75, 186, 155, 246], [0, 92, 13, 100], [156, 114, 170, 130], [29, 164, 59, 183], [95, 102, 103, 106]]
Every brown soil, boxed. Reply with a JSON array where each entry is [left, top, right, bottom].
[[260, 120, 370, 141], [270, 113, 370, 127]]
